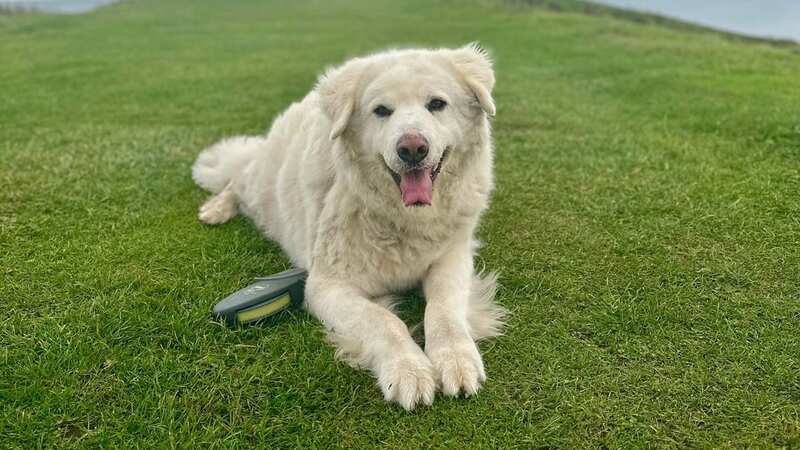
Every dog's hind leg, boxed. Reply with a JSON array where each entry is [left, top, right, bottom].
[[198, 181, 238, 225]]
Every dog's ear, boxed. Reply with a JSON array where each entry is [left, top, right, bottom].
[[317, 58, 365, 140], [449, 43, 496, 117]]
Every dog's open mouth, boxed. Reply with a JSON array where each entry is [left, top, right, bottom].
[[386, 149, 449, 207]]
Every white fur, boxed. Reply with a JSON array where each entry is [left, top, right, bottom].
[[193, 44, 506, 410]]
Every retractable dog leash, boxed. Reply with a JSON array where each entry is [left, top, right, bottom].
[[212, 268, 307, 326]]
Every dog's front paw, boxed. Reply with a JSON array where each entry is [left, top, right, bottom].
[[377, 351, 436, 410], [427, 337, 486, 397]]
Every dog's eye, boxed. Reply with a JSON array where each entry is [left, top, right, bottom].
[[427, 98, 447, 112], [373, 105, 393, 117]]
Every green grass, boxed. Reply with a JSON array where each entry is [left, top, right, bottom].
[[2, 0, 799, 447]]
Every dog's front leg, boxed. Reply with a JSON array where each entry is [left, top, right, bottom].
[[305, 276, 436, 410], [423, 241, 486, 396]]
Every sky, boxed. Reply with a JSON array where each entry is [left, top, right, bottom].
[[2, 0, 800, 43], [590, 0, 800, 42]]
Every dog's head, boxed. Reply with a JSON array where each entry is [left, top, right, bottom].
[[317, 44, 495, 207]]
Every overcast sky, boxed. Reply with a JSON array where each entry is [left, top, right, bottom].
[[589, 0, 800, 42]]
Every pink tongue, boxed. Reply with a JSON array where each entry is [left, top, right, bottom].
[[399, 168, 433, 206]]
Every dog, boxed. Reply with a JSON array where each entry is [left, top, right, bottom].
[[192, 44, 506, 410]]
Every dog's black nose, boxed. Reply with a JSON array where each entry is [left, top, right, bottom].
[[397, 132, 429, 166]]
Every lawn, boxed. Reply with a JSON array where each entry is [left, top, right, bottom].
[[2, 0, 799, 447]]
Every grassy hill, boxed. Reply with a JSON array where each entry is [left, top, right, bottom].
[[2, 0, 799, 447]]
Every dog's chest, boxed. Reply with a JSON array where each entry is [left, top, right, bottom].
[[313, 205, 462, 296]]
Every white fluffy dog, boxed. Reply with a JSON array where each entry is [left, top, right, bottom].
[[192, 44, 506, 410]]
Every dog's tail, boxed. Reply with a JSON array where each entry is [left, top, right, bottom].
[[192, 136, 263, 193]]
